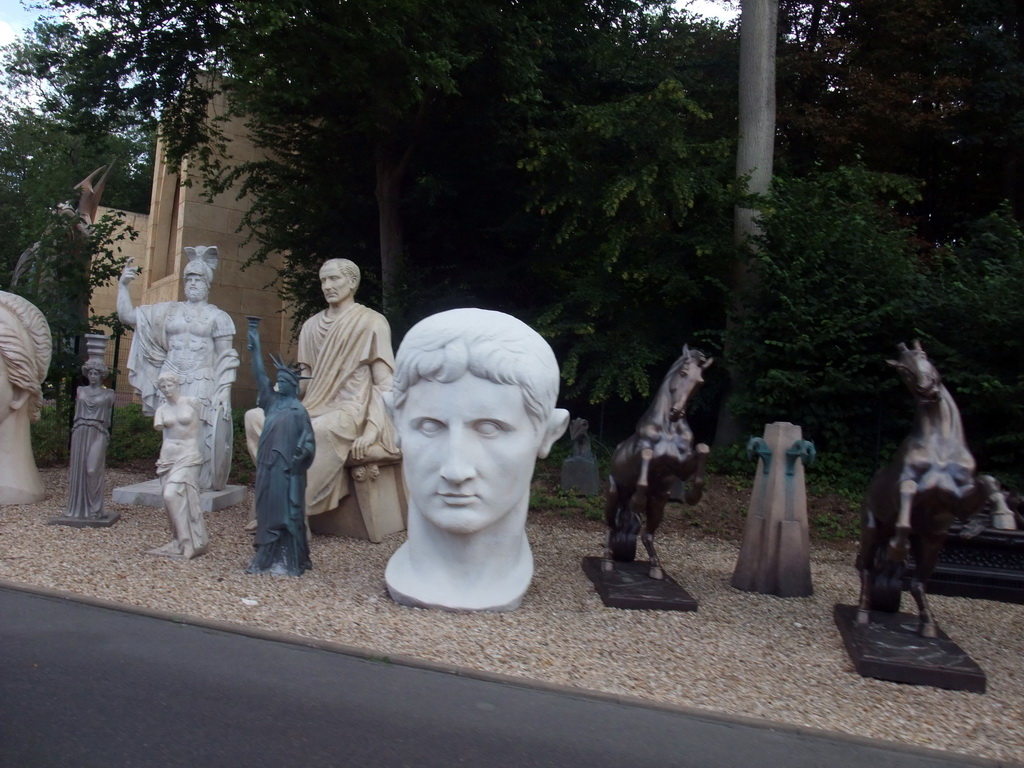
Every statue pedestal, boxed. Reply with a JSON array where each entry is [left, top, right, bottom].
[[308, 461, 407, 542], [925, 523, 1024, 604], [581, 557, 698, 611], [732, 422, 814, 598], [112, 480, 246, 513], [559, 456, 601, 495], [48, 513, 120, 528], [833, 604, 986, 693]]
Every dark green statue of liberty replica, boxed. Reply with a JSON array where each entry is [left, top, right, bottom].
[[246, 318, 315, 577]]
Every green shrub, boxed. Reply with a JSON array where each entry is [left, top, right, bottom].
[[107, 403, 161, 464], [37, 403, 257, 488], [913, 205, 1024, 488], [727, 165, 926, 465], [30, 404, 71, 464]]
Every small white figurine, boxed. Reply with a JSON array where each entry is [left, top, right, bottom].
[[384, 309, 569, 611], [149, 372, 209, 560]]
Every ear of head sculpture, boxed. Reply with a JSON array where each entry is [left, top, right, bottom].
[[384, 308, 570, 612], [0, 291, 52, 503]]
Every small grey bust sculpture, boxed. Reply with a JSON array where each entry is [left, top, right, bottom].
[[246, 319, 315, 577], [560, 417, 600, 495]]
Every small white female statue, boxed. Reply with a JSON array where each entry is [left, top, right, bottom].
[[148, 372, 209, 560], [0, 291, 52, 504], [56, 342, 118, 526]]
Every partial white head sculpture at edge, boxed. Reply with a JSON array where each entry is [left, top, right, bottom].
[[0, 290, 52, 504], [384, 308, 570, 612]]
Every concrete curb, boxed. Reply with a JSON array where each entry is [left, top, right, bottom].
[[2, 576, 1016, 768]]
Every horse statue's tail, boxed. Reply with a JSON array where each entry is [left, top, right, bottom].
[[608, 501, 642, 562]]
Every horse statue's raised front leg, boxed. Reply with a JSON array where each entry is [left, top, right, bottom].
[[683, 443, 711, 505], [888, 477, 917, 562]]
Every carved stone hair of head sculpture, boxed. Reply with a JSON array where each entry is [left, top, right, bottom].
[[389, 307, 561, 433], [0, 291, 52, 422], [319, 258, 362, 292]]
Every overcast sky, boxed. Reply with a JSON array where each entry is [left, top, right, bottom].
[[0, 0, 48, 46]]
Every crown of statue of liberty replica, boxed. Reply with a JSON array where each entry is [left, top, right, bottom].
[[270, 353, 312, 387]]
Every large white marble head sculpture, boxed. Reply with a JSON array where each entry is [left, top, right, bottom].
[[384, 308, 569, 611], [0, 291, 52, 503]]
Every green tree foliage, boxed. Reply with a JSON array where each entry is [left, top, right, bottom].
[[1, 25, 153, 279], [915, 205, 1024, 485], [726, 164, 926, 467], [775, 0, 1024, 240], [728, 165, 1024, 484], [39, 0, 573, 311], [34, 2, 741, 411], [522, 7, 738, 405], [13, 206, 137, 378]]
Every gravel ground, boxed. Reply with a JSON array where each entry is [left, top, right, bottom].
[[2, 467, 1023, 764]]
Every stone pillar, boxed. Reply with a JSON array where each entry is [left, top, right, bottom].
[[731, 421, 815, 597]]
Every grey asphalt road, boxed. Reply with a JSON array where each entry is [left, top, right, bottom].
[[0, 584, 1009, 768]]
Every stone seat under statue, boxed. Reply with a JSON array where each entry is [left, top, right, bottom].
[[309, 440, 408, 543]]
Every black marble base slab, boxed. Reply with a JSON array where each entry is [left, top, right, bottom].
[[581, 556, 698, 611], [928, 523, 1024, 604], [48, 513, 120, 528], [833, 603, 986, 693]]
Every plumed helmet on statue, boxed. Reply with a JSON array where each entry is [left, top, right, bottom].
[[183, 245, 219, 285], [0, 291, 53, 422]]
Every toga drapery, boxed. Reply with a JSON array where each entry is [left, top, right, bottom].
[[295, 303, 399, 516]]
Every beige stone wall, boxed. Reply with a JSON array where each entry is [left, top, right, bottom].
[[89, 206, 148, 322], [102, 91, 295, 409]]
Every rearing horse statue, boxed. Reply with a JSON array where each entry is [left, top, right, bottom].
[[856, 341, 1001, 637], [603, 345, 713, 579]]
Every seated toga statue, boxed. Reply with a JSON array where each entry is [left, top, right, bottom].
[[118, 246, 239, 492], [245, 258, 399, 521]]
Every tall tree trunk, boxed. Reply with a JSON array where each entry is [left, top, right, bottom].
[[373, 95, 436, 315], [735, 0, 777, 245], [375, 143, 409, 316], [715, 0, 778, 447], [1009, 0, 1024, 220]]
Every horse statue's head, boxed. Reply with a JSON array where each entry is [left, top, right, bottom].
[[665, 345, 713, 422], [888, 340, 941, 403]]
